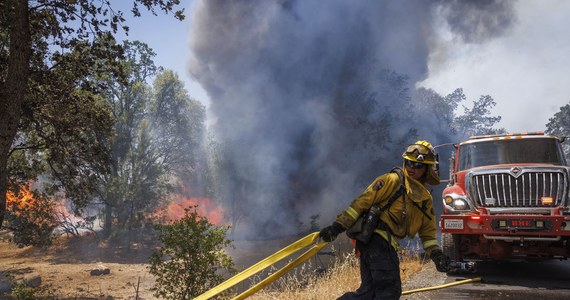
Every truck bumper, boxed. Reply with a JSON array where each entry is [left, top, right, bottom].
[[440, 214, 570, 239], [441, 214, 570, 259]]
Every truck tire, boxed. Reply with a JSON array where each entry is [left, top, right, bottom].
[[442, 233, 460, 261]]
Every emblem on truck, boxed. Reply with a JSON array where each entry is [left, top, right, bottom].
[[509, 166, 522, 178]]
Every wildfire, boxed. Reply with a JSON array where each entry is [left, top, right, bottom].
[[6, 184, 36, 213], [164, 195, 226, 225], [9, 184, 227, 227], [6, 183, 57, 226]]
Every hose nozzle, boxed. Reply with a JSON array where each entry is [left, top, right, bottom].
[[449, 261, 477, 273]]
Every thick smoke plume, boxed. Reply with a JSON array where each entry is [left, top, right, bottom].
[[188, 0, 515, 239]]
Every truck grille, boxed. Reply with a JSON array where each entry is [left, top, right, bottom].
[[468, 170, 567, 207]]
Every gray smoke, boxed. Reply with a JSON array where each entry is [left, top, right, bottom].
[[188, 0, 515, 239], [437, 0, 516, 43]]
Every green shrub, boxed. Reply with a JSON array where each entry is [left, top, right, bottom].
[[148, 205, 235, 299]]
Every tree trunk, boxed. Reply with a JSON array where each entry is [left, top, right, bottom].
[[0, 0, 31, 228], [103, 203, 113, 237]]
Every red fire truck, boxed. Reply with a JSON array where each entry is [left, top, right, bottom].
[[440, 132, 570, 261]]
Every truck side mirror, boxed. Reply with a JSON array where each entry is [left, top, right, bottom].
[[448, 155, 455, 185], [434, 153, 440, 172]]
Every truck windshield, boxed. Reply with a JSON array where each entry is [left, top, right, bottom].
[[457, 138, 566, 171]]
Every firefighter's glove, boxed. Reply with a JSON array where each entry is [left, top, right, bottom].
[[319, 222, 345, 242], [430, 249, 451, 272]]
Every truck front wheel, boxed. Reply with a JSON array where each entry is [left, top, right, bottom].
[[442, 233, 460, 261]]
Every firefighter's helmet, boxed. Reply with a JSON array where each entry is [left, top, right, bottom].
[[402, 140, 440, 185]]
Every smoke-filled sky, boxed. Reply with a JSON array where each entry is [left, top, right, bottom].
[[118, 0, 570, 238], [420, 0, 570, 132], [120, 0, 570, 133], [185, 0, 515, 238]]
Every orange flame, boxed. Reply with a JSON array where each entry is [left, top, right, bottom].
[[6, 185, 36, 213], [6, 183, 56, 226], [164, 195, 226, 225]]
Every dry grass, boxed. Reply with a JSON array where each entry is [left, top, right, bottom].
[[248, 249, 425, 300]]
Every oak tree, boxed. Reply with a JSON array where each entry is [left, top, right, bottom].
[[0, 0, 184, 227], [545, 102, 570, 158]]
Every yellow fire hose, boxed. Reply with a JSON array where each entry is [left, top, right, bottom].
[[402, 277, 482, 295], [195, 232, 481, 299], [232, 239, 328, 300], [194, 232, 328, 300]]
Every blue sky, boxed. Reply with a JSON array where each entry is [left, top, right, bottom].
[[114, 1, 209, 105], [115, 1, 570, 133]]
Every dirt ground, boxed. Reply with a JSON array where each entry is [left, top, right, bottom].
[[0, 231, 159, 299], [0, 231, 359, 299]]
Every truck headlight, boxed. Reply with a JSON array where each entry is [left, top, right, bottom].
[[443, 195, 471, 212], [453, 199, 468, 210]]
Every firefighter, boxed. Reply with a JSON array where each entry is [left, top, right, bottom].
[[319, 140, 450, 299]]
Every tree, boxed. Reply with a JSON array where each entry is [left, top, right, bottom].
[[0, 0, 184, 228], [454, 95, 505, 138], [148, 206, 235, 300], [545, 102, 570, 158], [412, 87, 465, 138], [96, 40, 162, 236], [411, 87, 506, 143], [206, 136, 245, 237], [95, 41, 207, 237], [6, 36, 116, 229], [150, 70, 207, 193]]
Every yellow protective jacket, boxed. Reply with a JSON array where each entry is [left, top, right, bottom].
[[335, 167, 441, 255]]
